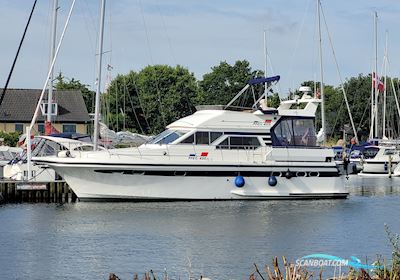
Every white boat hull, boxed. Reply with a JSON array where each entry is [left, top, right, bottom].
[[360, 161, 398, 176], [52, 166, 346, 201]]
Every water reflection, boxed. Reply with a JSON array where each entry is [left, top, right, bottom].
[[346, 175, 400, 196], [1, 179, 400, 279]]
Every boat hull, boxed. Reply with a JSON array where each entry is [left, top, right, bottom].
[[360, 160, 399, 175], [52, 166, 347, 201]]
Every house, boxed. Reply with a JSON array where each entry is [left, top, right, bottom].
[[0, 89, 91, 135]]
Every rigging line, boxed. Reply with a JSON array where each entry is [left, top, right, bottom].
[[123, 76, 145, 135], [138, 0, 166, 128], [155, 0, 177, 65], [387, 60, 400, 121], [128, 73, 151, 130], [0, 0, 38, 108], [79, 0, 96, 56], [287, 0, 312, 92], [266, 52, 282, 101], [81, 0, 99, 97], [329, 98, 345, 139], [356, 94, 371, 135], [320, 3, 358, 142]]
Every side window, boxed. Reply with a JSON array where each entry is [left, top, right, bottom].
[[180, 134, 195, 144], [216, 138, 229, 149], [195, 132, 209, 145], [230, 137, 261, 149], [210, 132, 223, 143], [217, 136, 260, 149]]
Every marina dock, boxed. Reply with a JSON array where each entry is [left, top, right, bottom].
[[0, 180, 77, 203]]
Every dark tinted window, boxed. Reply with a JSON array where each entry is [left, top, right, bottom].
[[210, 132, 223, 143], [230, 137, 260, 149], [217, 136, 260, 149], [196, 132, 209, 145], [180, 134, 195, 144]]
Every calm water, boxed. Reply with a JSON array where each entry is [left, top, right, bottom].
[[1, 176, 400, 280]]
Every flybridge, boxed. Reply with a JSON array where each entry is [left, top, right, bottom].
[[196, 75, 321, 118]]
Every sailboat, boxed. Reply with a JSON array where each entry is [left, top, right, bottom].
[[359, 13, 400, 177]]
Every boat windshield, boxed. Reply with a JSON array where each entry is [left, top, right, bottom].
[[149, 129, 188, 145], [383, 149, 397, 156]]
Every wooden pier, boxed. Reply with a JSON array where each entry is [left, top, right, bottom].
[[0, 180, 78, 203]]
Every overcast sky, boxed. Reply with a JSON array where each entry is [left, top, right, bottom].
[[1, 0, 399, 94]]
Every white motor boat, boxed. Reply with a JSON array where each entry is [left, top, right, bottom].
[[4, 136, 97, 182], [33, 76, 348, 201], [359, 146, 400, 177], [0, 146, 22, 178]]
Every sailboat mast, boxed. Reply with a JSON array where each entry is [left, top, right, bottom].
[[93, 0, 106, 150], [383, 31, 388, 138], [374, 11, 378, 138], [47, 0, 58, 124], [317, 0, 326, 145], [263, 29, 268, 105]]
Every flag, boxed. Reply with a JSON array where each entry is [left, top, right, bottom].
[[373, 72, 384, 93]]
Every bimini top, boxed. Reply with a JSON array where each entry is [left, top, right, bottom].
[[247, 75, 280, 85]]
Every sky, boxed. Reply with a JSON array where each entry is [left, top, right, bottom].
[[1, 0, 399, 94]]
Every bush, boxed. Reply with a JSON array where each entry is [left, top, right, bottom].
[[0, 131, 21, 147]]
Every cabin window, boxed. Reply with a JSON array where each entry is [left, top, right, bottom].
[[217, 138, 229, 149], [150, 129, 188, 145], [210, 132, 223, 143], [217, 136, 260, 150], [15, 123, 24, 133], [180, 133, 195, 144], [384, 149, 397, 155], [63, 124, 76, 133], [229, 136, 261, 149], [195, 132, 209, 145]]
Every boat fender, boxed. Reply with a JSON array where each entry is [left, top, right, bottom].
[[268, 175, 278, 186], [234, 176, 245, 188], [384, 162, 388, 171], [285, 170, 292, 179]]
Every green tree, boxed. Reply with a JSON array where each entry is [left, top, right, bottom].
[[197, 60, 264, 106], [105, 65, 199, 134], [54, 73, 95, 113]]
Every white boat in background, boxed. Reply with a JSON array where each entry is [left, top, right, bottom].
[[33, 76, 348, 201], [4, 136, 98, 182], [359, 146, 400, 177], [0, 146, 22, 178]]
